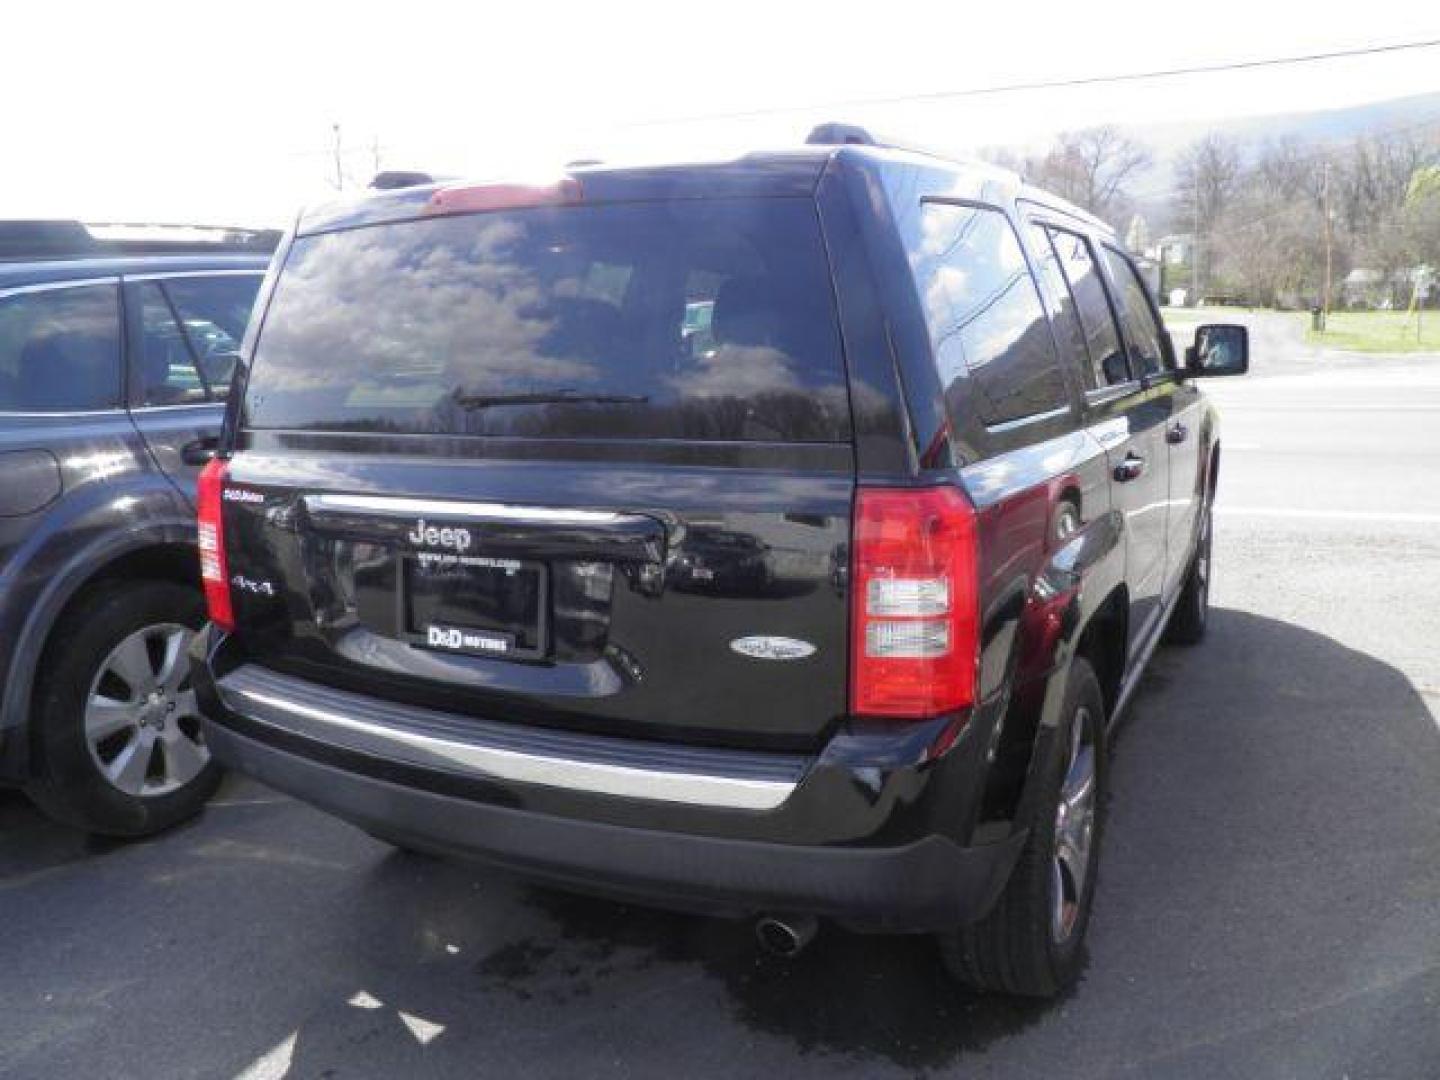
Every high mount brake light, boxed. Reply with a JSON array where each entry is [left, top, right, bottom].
[[196, 458, 234, 631], [850, 486, 979, 719], [424, 177, 583, 215]]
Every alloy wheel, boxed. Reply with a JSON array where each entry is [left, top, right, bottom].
[[83, 623, 209, 797], [1051, 705, 1097, 943]]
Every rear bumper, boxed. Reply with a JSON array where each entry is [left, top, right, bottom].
[[205, 721, 1023, 931], [196, 650, 1025, 932]]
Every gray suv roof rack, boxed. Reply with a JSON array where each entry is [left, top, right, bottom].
[[0, 220, 280, 262]]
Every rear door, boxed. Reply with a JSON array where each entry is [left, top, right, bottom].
[[222, 197, 854, 750], [1038, 225, 1174, 657], [124, 271, 263, 504]]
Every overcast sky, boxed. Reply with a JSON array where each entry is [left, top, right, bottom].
[[5, 1, 1438, 226]]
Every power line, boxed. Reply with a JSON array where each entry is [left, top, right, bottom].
[[627, 38, 1440, 128]]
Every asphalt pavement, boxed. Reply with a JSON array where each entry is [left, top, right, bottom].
[[3, 311, 1439, 1079]]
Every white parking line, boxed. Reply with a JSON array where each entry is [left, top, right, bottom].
[[1216, 507, 1440, 525]]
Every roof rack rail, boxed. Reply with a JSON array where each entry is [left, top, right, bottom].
[[0, 220, 280, 262], [804, 122, 950, 161], [369, 170, 443, 191], [805, 122, 883, 146]]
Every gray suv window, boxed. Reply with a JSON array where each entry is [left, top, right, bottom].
[[137, 275, 257, 406], [911, 203, 1067, 427], [0, 284, 121, 412]]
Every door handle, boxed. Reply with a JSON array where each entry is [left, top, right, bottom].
[[1113, 453, 1146, 482], [1166, 422, 1189, 445], [181, 436, 219, 466]]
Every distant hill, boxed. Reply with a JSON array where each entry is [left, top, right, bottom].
[[1133, 90, 1440, 165], [1108, 91, 1440, 232]]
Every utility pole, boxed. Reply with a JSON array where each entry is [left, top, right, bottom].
[[1322, 160, 1333, 317], [371, 136, 382, 178], [331, 123, 344, 191], [1191, 173, 1200, 305]]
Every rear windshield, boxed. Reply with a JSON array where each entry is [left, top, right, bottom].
[[243, 198, 850, 442]]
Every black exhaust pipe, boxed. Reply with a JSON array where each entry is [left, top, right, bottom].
[[754, 914, 819, 958]]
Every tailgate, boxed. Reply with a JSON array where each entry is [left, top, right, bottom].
[[221, 448, 852, 748]]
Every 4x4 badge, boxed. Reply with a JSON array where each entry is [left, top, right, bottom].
[[730, 636, 816, 661]]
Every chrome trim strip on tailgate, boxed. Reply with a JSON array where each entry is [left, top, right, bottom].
[[305, 492, 636, 528], [216, 666, 802, 811]]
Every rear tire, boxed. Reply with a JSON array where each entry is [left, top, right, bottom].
[[938, 658, 1107, 997], [25, 581, 222, 837], [1166, 508, 1212, 646]]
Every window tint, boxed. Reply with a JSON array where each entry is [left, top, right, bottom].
[[138, 275, 259, 406], [911, 203, 1067, 427], [245, 200, 849, 442], [1045, 228, 1129, 388], [1025, 223, 1089, 387], [1101, 246, 1170, 377], [0, 284, 120, 412]]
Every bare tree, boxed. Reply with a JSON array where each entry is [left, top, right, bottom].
[[1174, 134, 1245, 236], [1028, 126, 1152, 222], [1212, 193, 1328, 307]]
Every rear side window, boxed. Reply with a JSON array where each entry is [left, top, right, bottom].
[[1045, 228, 1129, 388], [1101, 246, 1171, 378], [0, 284, 121, 412], [137, 275, 259, 406], [1025, 223, 1090, 387], [910, 203, 1067, 427], [244, 199, 849, 442]]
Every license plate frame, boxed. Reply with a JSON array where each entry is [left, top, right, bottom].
[[398, 551, 547, 661]]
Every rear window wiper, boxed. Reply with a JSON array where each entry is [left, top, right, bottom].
[[451, 388, 650, 411]]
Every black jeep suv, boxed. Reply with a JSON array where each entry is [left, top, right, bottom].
[[0, 221, 273, 835], [193, 135, 1247, 996]]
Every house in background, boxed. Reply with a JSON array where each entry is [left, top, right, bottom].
[[1342, 265, 1435, 310], [1150, 233, 1193, 266]]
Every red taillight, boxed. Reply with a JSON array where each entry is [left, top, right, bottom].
[[850, 486, 979, 718], [424, 176, 583, 215], [196, 458, 234, 631]]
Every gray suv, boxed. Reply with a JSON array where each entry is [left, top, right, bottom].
[[0, 221, 272, 835]]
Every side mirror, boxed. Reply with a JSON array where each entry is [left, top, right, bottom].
[[1185, 324, 1249, 377]]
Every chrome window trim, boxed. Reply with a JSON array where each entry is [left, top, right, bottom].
[[0, 407, 128, 418], [128, 401, 226, 414], [1084, 380, 1143, 407], [120, 269, 266, 283], [305, 492, 635, 528], [0, 276, 119, 300], [225, 684, 797, 811], [983, 402, 1073, 436]]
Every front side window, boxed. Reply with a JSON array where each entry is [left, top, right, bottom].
[[1101, 246, 1171, 378], [137, 275, 259, 406], [244, 199, 849, 442], [1045, 228, 1129, 388], [0, 284, 121, 412], [911, 203, 1067, 427]]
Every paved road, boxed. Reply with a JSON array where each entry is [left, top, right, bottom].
[[4, 313, 1438, 1079]]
